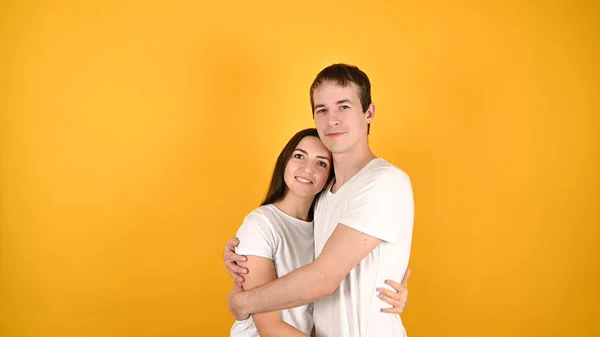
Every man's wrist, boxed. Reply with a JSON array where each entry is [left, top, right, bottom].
[[234, 291, 249, 317]]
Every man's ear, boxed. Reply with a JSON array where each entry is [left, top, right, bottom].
[[365, 103, 375, 124]]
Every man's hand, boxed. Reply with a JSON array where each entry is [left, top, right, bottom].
[[223, 238, 248, 286], [227, 282, 250, 321], [378, 268, 411, 314]]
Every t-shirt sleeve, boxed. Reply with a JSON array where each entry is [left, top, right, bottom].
[[235, 212, 278, 260], [340, 167, 414, 244]]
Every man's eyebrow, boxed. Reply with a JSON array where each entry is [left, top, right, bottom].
[[314, 99, 352, 110]]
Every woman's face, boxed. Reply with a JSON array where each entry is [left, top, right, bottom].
[[283, 136, 332, 198]]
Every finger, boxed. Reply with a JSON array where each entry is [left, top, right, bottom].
[[379, 287, 400, 299], [223, 245, 247, 263], [226, 261, 248, 274], [223, 238, 245, 262], [380, 305, 405, 314], [223, 239, 234, 257], [226, 237, 240, 249], [230, 272, 245, 284], [378, 291, 401, 306], [224, 252, 247, 263], [400, 268, 411, 287], [384, 279, 404, 292]]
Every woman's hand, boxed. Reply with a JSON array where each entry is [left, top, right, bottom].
[[378, 268, 411, 314]]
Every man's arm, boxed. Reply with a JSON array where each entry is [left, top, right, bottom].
[[234, 256, 310, 337], [224, 237, 412, 317], [228, 167, 414, 320], [228, 224, 382, 320]]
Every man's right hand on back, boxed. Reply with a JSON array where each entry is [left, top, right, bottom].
[[223, 237, 249, 286]]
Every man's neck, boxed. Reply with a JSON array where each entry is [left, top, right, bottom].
[[331, 142, 376, 193]]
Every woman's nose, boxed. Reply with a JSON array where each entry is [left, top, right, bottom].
[[302, 165, 314, 174]]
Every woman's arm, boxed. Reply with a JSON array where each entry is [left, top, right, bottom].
[[238, 256, 310, 337]]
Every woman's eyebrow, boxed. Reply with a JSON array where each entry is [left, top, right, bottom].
[[316, 155, 331, 163], [295, 148, 330, 163], [294, 148, 308, 155]]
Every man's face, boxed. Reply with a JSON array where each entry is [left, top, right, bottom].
[[312, 81, 374, 154]]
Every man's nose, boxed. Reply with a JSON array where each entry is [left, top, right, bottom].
[[327, 113, 341, 127]]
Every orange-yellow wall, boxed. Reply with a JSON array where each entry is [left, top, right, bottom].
[[1, 1, 598, 336]]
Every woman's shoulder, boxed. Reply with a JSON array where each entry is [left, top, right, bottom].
[[243, 204, 279, 227], [235, 205, 282, 255]]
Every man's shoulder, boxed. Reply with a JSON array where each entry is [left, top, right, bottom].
[[359, 158, 411, 186]]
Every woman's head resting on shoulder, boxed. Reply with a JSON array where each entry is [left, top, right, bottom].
[[262, 128, 334, 206]]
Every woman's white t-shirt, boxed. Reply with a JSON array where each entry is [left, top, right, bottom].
[[230, 204, 315, 337]]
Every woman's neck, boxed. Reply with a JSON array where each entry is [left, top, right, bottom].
[[272, 192, 315, 222]]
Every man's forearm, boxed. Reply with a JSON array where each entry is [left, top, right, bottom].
[[235, 261, 336, 315]]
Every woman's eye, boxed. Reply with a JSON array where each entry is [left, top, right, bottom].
[[318, 161, 327, 168], [294, 153, 303, 159]]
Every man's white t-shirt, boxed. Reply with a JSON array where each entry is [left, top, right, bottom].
[[313, 158, 414, 337], [230, 204, 315, 337]]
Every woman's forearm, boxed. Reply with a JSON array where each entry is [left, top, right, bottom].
[[258, 321, 310, 337]]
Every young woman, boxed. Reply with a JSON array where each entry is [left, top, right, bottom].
[[229, 128, 408, 337]]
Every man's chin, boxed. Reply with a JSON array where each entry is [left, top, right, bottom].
[[327, 144, 349, 154]]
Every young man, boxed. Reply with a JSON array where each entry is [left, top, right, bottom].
[[224, 64, 414, 336]]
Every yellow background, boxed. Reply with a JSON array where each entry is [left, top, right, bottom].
[[1, 1, 598, 336]]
